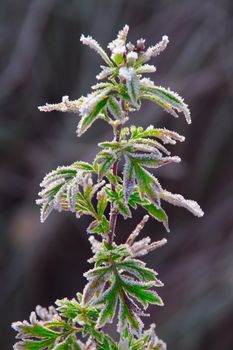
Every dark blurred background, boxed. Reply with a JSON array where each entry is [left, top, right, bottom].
[[1, 0, 233, 349]]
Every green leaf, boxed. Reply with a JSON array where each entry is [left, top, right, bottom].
[[97, 189, 108, 217], [127, 74, 140, 108], [133, 162, 160, 204], [94, 149, 122, 180], [96, 278, 119, 327], [98, 155, 116, 179], [103, 185, 131, 219], [54, 337, 73, 350], [118, 293, 143, 336], [116, 259, 159, 283], [15, 338, 55, 350], [123, 156, 136, 201], [107, 96, 123, 120], [122, 277, 163, 307], [106, 172, 122, 186], [77, 97, 108, 136], [87, 216, 110, 235], [123, 125, 185, 145], [116, 199, 132, 219], [128, 153, 180, 169], [83, 266, 112, 305], [72, 161, 95, 172], [98, 141, 121, 149], [142, 204, 169, 232], [56, 297, 99, 324], [140, 86, 191, 124]]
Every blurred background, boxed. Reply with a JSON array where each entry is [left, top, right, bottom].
[[0, 0, 233, 349]]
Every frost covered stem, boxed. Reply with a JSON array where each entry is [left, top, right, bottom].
[[108, 122, 122, 246]]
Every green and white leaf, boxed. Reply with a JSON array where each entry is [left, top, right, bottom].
[[140, 85, 191, 124], [107, 96, 124, 120], [77, 94, 108, 136], [119, 67, 140, 108]]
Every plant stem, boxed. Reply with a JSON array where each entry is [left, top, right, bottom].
[[108, 122, 122, 246]]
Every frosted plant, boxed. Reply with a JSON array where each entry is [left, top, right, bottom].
[[12, 25, 204, 349]]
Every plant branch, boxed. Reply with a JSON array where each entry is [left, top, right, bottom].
[[108, 122, 122, 245]]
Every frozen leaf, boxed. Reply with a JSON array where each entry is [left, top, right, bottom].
[[136, 64, 156, 74], [127, 125, 185, 144], [95, 151, 118, 180], [123, 156, 136, 201], [87, 216, 110, 235], [96, 66, 116, 80], [140, 86, 191, 124], [119, 67, 140, 108], [159, 190, 204, 217], [132, 162, 161, 205], [142, 204, 169, 232], [96, 278, 119, 327], [80, 34, 113, 66], [38, 96, 83, 113], [128, 153, 181, 169], [121, 276, 163, 308], [97, 189, 108, 217], [117, 294, 144, 337], [116, 259, 160, 284], [107, 96, 124, 120], [104, 186, 132, 219], [77, 90, 111, 136], [140, 35, 169, 63], [83, 266, 112, 305]]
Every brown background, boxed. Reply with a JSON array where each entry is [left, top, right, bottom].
[[0, 0, 233, 349]]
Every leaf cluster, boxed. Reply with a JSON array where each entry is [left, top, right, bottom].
[[83, 239, 163, 336], [12, 295, 166, 350]]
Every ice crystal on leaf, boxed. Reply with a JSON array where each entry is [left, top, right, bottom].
[[13, 24, 204, 350]]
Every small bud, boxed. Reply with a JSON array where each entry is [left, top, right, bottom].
[[136, 38, 146, 51], [126, 51, 138, 65]]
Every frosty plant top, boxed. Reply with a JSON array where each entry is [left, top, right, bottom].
[[12, 25, 204, 350]]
